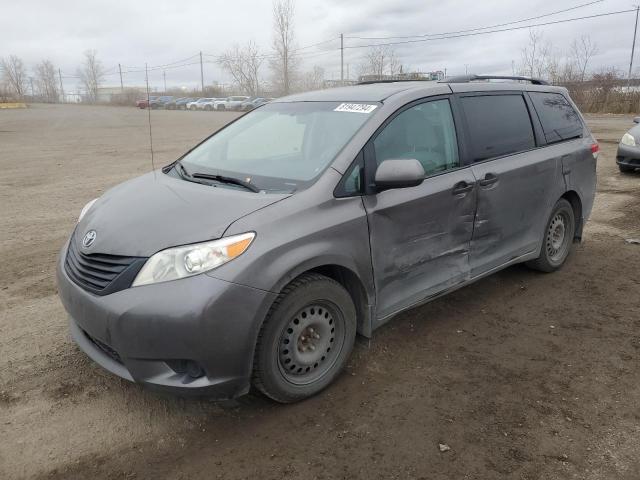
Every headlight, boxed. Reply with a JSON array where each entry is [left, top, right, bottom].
[[132, 232, 255, 287], [78, 198, 98, 223], [621, 133, 636, 147]]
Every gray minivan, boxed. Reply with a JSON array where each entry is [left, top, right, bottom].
[[57, 75, 598, 403]]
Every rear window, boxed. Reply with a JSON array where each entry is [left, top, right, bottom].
[[461, 94, 536, 162], [529, 92, 583, 144]]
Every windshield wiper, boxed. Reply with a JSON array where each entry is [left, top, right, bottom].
[[192, 173, 261, 193], [174, 162, 260, 193]]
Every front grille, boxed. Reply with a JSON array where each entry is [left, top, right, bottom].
[[83, 329, 122, 364], [64, 236, 146, 296]]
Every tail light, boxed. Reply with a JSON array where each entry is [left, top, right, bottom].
[[591, 143, 599, 160]]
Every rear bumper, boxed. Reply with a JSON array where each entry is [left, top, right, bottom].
[[616, 143, 640, 167], [56, 241, 277, 398]]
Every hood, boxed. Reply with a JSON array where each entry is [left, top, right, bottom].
[[75, 171, 289, 257]]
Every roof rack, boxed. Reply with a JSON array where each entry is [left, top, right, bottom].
[[357, 79, 433, 85], [440, 74, 549, 86]]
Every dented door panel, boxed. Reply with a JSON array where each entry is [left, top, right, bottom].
[[469, 149, 564, 276], [364, 169, 476, 323]]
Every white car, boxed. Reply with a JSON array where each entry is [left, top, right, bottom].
[[186, 98, 215, 111], [214, 96, 249, 111]]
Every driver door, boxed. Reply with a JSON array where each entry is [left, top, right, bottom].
[[362, 98, 476, 323]]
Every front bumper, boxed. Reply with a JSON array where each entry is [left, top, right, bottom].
[[616, 143, 640, 168], [56, 241, 277, 399]]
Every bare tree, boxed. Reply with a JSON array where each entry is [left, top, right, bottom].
[[35, 59, 59, 102], [571, 35, 598, 82], [1, 55, 27, 98], [359, 46, 401, 79], [218, 41, 264, 96], [78, 50, 104, 102], [270, 0, 298, 95], [519, 29, 551, 79], [299, 65, 325, 92]]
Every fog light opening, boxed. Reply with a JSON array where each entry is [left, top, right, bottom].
[[167, 359, 205, 379]]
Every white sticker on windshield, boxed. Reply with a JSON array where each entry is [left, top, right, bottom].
[[334, 103, 377, 114]]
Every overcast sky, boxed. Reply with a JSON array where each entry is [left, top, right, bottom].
[[1, 0, 638, 92]]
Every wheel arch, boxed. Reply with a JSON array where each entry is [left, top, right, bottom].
[[561, 190, 583, 241], [270, 260, 374, 338]]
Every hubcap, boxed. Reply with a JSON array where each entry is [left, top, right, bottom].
[[278, 304, 343, 385], [546, 212, 570, 262]]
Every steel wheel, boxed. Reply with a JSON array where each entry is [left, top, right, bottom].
[[278, 302, 345, 386], [545, 211, 571, 263]]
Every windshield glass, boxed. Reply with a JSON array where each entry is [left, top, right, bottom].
[[179, 101, 378, 192]]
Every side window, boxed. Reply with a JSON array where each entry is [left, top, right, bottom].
[[373, 99, 459, 176], [461, 94, 535, 162], [336, 157, 363, 197], [529, 92, 583, 144]]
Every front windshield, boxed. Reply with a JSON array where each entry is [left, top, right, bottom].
[[179, 101, 379, 192]]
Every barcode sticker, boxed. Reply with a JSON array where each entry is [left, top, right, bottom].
[[334, 103, 378, 114]]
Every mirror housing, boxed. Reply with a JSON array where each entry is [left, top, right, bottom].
[[634, 117, 640, 124], [374, 159, 425, 191]]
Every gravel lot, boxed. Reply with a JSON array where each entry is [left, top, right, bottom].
[[1, 104, 639, 480]]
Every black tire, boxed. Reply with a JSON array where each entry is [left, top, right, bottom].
[[218, 104, 226, 111], [205, 105, 212, 111], [252, 273, 356, 403], [619, 164, 635, 173], [526, 198, 575, 273]]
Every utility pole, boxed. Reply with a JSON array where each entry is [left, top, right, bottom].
[[200, 51, 205, 94], [118, 63, 124, 92], [163, 70, 167, 92], [340, 33, 344, 84], [627, 5, 640, 92], [58, 68, 65, 103]]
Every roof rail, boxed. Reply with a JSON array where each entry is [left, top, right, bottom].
[[357, 79, 434, 85], [440, 74, 549, 86]]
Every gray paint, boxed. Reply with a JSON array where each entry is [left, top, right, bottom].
[[57, 80, 597, 398]]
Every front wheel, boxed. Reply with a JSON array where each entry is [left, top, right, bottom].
[[619, 164, 636, 173], [252, 273, 356, 403], [526, 198, 575, 272]]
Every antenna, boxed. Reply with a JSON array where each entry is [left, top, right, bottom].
[[145, 63, 156, 177]]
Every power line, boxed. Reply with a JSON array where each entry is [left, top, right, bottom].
[[344, 8, 637, 49], [345, 0, 605, 40]]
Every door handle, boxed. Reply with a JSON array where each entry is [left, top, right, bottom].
[[452, 181, 474, 195], [478, 173, 498, 187]]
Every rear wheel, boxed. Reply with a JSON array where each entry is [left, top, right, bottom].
[[253, 273, 356, 403], [526, 198, 575, 272], [619, 164, 636, 173], [205, 105, 212, 111]]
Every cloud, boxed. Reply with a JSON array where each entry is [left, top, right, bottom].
[[0, 0, 636, 91]]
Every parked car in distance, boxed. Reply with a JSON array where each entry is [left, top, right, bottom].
[[239, 97, 272, 111], [135, 96, 157, 109], [149, 96, 174, 109], [616, 116, 640, 173], [186, 98, 212, 111], [215, 96, 250, 111], [58, 75, 597, 403], [166, 97, 195, 110]]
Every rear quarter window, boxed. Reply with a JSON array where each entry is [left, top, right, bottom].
[[529, 92, 583, 144], [461, 94, 536, 162]]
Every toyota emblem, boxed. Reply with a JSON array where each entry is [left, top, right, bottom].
[[82, 230, 97, 248]]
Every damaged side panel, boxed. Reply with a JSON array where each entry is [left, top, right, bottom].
[[363, 168, 477, 325]]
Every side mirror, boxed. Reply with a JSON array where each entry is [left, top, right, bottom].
[[374, 159, 425, 191], [634, 117, 640, 124]]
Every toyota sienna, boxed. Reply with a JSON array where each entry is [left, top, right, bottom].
[[57, 75, 598, 402]]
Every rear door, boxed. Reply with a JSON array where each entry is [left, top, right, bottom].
[[457, 92, 565, 276], [362, 97, 477, 322]]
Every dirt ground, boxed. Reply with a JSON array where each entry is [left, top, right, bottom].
[[0, 104, 639, 480]]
